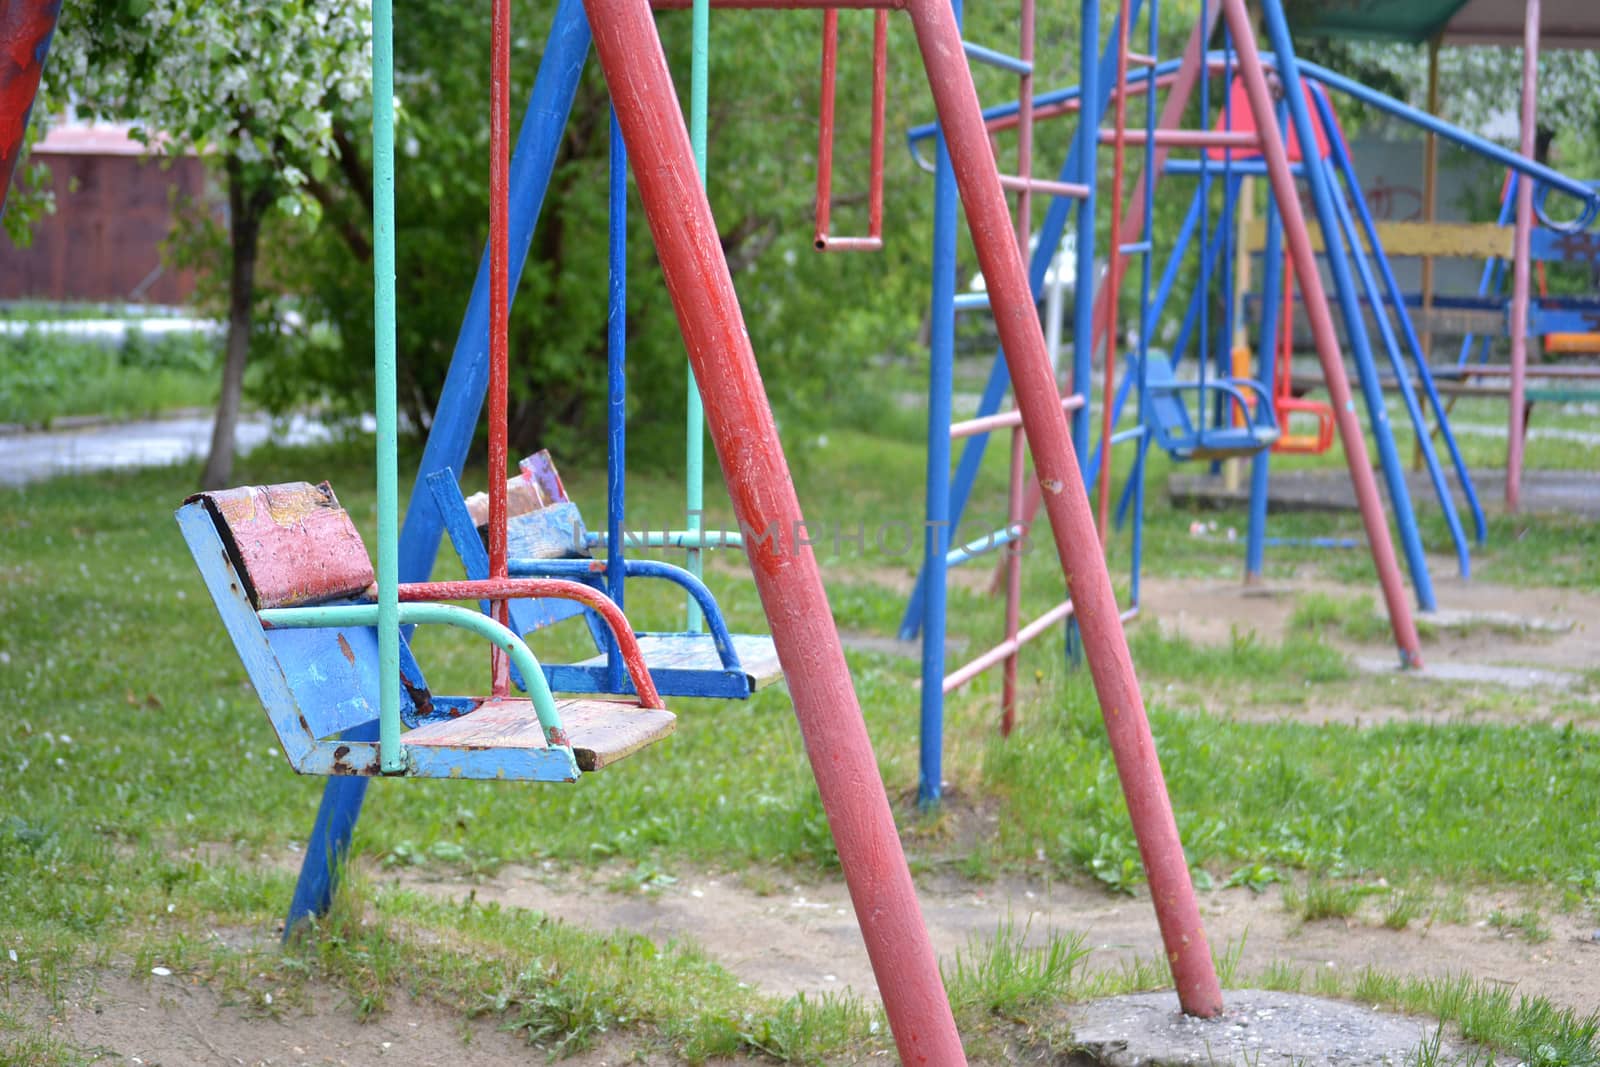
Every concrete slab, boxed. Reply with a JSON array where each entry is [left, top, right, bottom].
[[1354, 656, 1581, 691], [1064, 989, 1467, 1067]]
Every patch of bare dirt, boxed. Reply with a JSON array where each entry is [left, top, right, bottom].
[[380, 861, 1600, 1019], [23, 972, 550, 1067]]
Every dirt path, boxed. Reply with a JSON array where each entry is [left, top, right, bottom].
[[386, 860, 1600, 1018]]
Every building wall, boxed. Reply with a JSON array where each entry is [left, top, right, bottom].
[[0, 150, 211, 305]]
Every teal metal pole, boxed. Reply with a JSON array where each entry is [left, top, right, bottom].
[[260, 603, 570, 745], [371, 0, 402, 773], [684, 0, 710, 631]]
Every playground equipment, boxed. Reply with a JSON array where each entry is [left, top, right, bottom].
[[0, 0, 62, 216], [165, 0, 1235, 1055], [1452, 171, 1600, 400], [900, 0, 1440, 810]]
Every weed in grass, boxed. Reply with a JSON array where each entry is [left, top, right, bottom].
[[1257, 960, 1305, 993], [1212, 933, 1247, 988], [1290, 592, 1392, 644], [1285, 879, 1362, 922], [942, 919, 1090, 1018], [1488, 908, 1551, 945], [1225, 863, 1287, 894], [1384, 887, 1431, 931]]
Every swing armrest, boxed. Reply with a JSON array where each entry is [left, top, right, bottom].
[[1149, 378, 1276, 428], [508, 557, 746, 677]]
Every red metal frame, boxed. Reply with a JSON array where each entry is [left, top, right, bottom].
[[487, 0, 513, 695], [586, 0, 1227, 1047], [813, 10, 887, 252], [1506, 0, 1540, 513], [0, 0, 61, 215]]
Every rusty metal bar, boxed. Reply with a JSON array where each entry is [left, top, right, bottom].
[[488, 0, 513, 695], [995, 173, 1090, 199], [999, 423, 1025, 734], [1507, 0, 1540, 513], [950, 393, 1083, 439], [397, 578, 664, 708], [815, 10, 888, 252], [1097, 128, 1259, 148], [942, 597, 1074, 692]]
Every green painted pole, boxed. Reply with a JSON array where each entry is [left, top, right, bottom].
[[684, 0, 710, 631], [259, 603, 571, 747], [372, 0, 402, 774]]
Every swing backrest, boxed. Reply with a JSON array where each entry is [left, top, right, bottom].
[[1142, 352, 1196, 451], [180, 482, 427, 746]]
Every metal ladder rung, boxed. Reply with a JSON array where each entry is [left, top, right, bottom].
[[1097, 129, 1261, 149], [953, 291, 991, 313], [962, 40, 1032, 75], [1118, 240, 1153, 255], [997, 173, 1090, 200]]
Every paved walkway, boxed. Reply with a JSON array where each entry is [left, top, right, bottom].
[[0, 412, 353, 487]]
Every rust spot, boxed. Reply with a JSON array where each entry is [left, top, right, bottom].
[[337, 633, 356, 666]]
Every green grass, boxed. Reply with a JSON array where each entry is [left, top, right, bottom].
[[2, 423, 1599, 1061], [0, 327, 221, 425]]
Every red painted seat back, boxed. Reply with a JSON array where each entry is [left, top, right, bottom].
[[188, 482, 375, 610]]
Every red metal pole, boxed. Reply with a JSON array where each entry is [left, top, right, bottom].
[[488, 0, 512, 696], [1000, 0, 1033, 734], [868, 10, 887, 239], [0, 0, 61, 217], [582, 2, 966, 1059], [813, 10, 839, 248], [904, 0, 1223, 1018], [1000, 424, 1024, 735], [1507, 0, 1540, 514], [1219, 0, 1423, 666], [1098, 0, 1134, 540]]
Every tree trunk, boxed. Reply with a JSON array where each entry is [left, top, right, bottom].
[[200, 158, 271, 490]]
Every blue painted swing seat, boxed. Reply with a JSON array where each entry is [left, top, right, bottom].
[[427, 463, 783, 700], [177, 482, 674, 782], [1142, 352, 1280, 461]]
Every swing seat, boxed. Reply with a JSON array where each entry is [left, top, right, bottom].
[[429, 462, 785, 701], [1143, 353, 1280, 460], [177, 482, 675, 782]]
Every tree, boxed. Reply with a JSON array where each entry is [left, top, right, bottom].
[[48, 0, 370, 487]]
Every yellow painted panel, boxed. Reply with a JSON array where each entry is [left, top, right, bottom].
[[1243, 219, 1512, 258]]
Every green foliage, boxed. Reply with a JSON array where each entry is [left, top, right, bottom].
[[0, 327, 219, 425]]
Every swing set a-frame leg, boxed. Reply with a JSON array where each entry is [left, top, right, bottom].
[[586, 0, 1223, 1059]]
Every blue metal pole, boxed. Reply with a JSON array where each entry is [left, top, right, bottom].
[[286, 0, 593, 937], [1325, 163, 1471, 578], [605, 107, 628, 694], [1458, 174, 1519, 369], [918, 0, 962, 806], [1245, 179, 1285, 579], [1257, 0, 1436, 612], [1313, 86, 1486, 553]]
